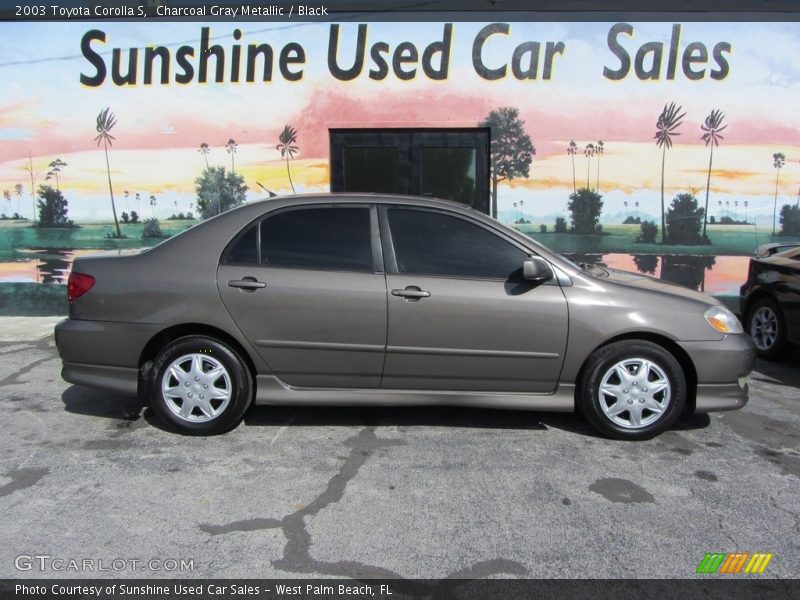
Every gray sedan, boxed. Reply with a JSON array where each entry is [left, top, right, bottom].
[[55, 194, 754, 439]]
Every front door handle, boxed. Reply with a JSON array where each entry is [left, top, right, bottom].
[[391, 286, 431, 301], [228, 278, 266, 291]]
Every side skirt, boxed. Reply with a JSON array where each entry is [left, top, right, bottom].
[[254, 375, 575, 412]]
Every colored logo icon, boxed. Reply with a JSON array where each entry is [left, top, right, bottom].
[[697, 552, 773, 574]]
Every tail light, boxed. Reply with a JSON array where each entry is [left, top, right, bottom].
[[67, 272, 95, 303]]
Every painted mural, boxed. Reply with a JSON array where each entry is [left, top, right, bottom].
[[1, 20, 799, 314]]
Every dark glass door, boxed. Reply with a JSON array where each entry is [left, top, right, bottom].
[[330, 129, 490, 214]]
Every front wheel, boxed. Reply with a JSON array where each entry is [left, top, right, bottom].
[[148, 336, 253, 435], [747, 297, 789, 360], [578, 340, 686, 440]]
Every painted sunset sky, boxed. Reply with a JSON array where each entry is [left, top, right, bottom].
[[0, 20, 798, 223]]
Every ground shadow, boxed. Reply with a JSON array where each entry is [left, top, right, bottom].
[[62, 385, 716, 439], [61, 385, 176, 433], [61, 385, 144, 421], [750, 353, 800, 388]]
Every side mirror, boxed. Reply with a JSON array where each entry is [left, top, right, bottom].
[[523, 256, 553, 283]]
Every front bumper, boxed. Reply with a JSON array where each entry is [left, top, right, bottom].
[[694, 380, 749, 412], [678, 334, 756, 412]]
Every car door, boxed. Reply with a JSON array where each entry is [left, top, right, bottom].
[[380, 205, 568, 393], [217, 204, 387, 388]]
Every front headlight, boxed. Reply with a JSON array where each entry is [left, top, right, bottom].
[[704, 305, 744, 334]]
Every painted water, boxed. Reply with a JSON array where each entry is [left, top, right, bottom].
[[0, 247, 749, 297]]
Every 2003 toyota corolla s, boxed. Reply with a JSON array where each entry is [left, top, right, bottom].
[[55, 194, 755, 439]]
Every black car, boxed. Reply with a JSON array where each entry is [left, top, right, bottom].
[[740, 246, 800, 359]]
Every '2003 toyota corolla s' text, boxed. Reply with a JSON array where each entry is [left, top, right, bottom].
[[55, 194, 755, 439]]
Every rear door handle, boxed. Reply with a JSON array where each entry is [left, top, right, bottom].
[[228, 278, 266, 291], [391, 286, 431, 301]]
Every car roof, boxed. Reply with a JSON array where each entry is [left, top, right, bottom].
[[244, 192, 483, 213]]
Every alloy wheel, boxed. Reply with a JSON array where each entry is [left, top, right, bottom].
[[751, 306, 778, 351]]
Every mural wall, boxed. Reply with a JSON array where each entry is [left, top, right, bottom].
[[0, 20, 799, 313]]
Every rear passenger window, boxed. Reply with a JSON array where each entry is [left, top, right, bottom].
[[260, 207, 373, 272], [225, 224, 258, 264], [387, 208, 526, 279]]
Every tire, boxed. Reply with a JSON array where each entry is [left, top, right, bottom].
[[747, 297, 789, 360], [148, 336, 253, 435], [578, 340, 686, 440]]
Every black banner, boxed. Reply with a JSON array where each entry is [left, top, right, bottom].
[[2, 0, 800, 22], [1, 580, 799, 600]]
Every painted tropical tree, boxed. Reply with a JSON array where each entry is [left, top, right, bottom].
[[772, 152, 786, 235], [567, 140, 578, 193], [2, 189, 11, 215], [46, 158, 67, 191], [24, 152, 37, 220], [225, 138, 238, 173], [94, 107, 122, 238], [198, 142, 211, 170], [276, 124, 299, 194], [584, 143, 596, 190], [478, 107, 535, 219], [14, 184, 23, 214], [700, 109, 727, 239], [149, 194, 157, 219], [595, 141, 604, 191], [654, 102, 686, 243]]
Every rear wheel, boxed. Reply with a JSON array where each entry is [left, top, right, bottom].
[[148, 336, 253, 435], [747, 297, 789, 360], [578, 340, 686, 440]]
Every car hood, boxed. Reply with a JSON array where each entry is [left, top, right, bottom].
[[598, 267, 719, 306]]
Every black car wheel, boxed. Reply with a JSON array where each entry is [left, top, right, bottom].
[[747, 297, 789, 360], [579, 340, 686, 440], [148, 336, 253, 435]]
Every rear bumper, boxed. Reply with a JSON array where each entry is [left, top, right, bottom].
[[678, 334, 755, 413], [61, 361, 139, 396], [55, 318, 158, 366], [55, 318, 158, 395]]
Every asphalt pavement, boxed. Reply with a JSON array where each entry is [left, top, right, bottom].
[[0, 325, 797, 579]]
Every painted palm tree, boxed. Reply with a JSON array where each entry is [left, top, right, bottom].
[[14, 184, 23, 215], [149, 194, 157, 219], [3, 189, 11, 215], [276, 125, 299, 194], [124, 190, 130, 212], [654, 102, 686, 243], [772, 152, 785, 235], [225, 138, 238, 173], [567, 140, 577, 193], [700, 109, 727, 239], [584, 143, 596, 190], [198, 142, 211, 170], [744, 200, 749, 222], [24, 151, 37, 220], [94, 107, 122, 238], [135, 192, 141, 213], [595, 141, 604, 191], [45, 158, 67, 191]]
